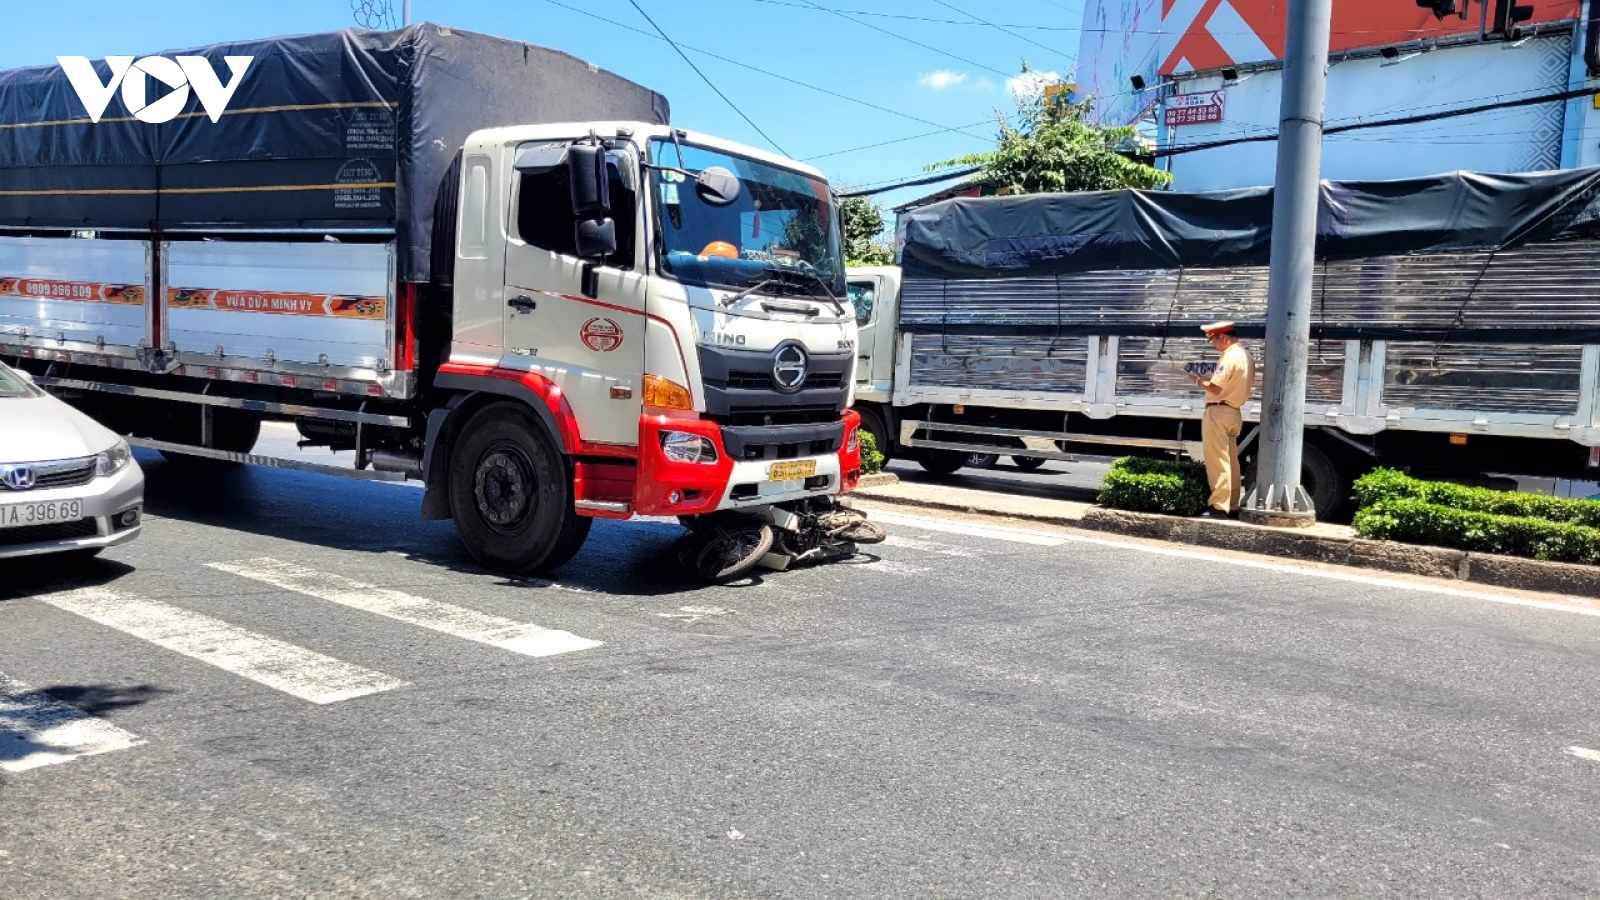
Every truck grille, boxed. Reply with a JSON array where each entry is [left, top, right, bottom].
[[697, 345, 852, 427], [0, 519, 98, 547]]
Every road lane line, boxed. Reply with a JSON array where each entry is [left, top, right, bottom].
[[209, 558, 603, 658], [864, 508, 1600, 618], [0, 672, 145, 773], [35, 588, 408, 704], [1566, 746, 1600, 762]]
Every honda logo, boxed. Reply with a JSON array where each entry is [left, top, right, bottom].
[[771, 342, 809, 393], [0, 465, 37, 491]]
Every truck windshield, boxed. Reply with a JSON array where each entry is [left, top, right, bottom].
[[650, 139, 844, 299]]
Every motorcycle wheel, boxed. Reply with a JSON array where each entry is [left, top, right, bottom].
[[687, 522, 775, 582]]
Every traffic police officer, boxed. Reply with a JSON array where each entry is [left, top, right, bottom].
[[1187, 321, 1254, 518]]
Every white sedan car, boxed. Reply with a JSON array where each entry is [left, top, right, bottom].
[[0, 362, 144, 560]]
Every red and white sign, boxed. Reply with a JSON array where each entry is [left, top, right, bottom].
[[1164, 91, 1224, 126], [580, 317, 623, 353]]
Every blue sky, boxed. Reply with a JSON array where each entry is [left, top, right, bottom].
[[4, 0, 1081, 213]]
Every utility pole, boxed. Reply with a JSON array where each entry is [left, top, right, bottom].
[[1239, 0, 1333, 527], [404, 0, 412, 26]]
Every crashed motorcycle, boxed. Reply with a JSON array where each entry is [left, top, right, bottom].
[[676, 496, 887, 583]]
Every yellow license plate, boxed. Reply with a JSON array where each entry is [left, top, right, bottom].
[[766, 460, 817, 481]]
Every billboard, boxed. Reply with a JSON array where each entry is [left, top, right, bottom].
[[1076, 0, 1581, 124]]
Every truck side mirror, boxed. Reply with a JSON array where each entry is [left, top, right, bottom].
[[568, 144, 610, 217], [568, 143, 618, 259], [574, 217, 618, 259], [694, 166, 741, 207]]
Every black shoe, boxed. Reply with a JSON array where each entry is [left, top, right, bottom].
[[1197, 508, 1225, 519]]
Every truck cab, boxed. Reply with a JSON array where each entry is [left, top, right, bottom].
[[430, 123, 862, 571]]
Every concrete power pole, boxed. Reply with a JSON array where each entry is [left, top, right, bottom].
[[404, 0, 412, 25], [1240, 0, 1334, 527]]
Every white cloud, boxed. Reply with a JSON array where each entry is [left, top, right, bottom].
[[1007, 70, 1063, 99], [918, 70, 969, 90]]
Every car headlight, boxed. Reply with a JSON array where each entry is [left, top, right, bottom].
[[96, 439, 133, 477], [660, 430, 719, 464]]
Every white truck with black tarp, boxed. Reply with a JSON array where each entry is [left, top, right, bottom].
[[850, 167, 1600, 517], [0, 24, 865, 576]]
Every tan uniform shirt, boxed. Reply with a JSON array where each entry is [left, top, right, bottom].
[[1210, 342, 1253, 408]]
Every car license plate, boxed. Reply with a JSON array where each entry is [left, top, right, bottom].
[[0, 499, 83, 528], [767, 460, 817, 481]]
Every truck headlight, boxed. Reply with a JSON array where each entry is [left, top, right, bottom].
[[96, 439, 133, 477], [845, 425, 859, 452], [660, 430, 719, 464]]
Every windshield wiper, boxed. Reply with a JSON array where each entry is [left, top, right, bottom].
[[723, 266, 845, 316]]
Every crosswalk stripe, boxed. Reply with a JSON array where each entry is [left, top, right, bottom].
[[0, 672, 145, 773], [208, 558, 604, 658], [35, 588, 409, 705]]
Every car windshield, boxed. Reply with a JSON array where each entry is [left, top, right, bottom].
[[650, 139, 845, 299], [0, 364, 39, 399]]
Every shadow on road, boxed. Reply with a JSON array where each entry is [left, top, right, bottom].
[[887, 460, 1106, 505], [0, 557, 137, 602], [136, 452, 717, 598]]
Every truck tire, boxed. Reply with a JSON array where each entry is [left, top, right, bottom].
[[1013, 456, 1047, 471], [157, 408, 262, 465], [1302, 442, 1353, 521], [917, 449, 966, 475], [856, 406, 890, 463], [538, 512, 593, 574], [447, 402, 573, 575]]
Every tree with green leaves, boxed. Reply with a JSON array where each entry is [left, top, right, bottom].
[[927, 68, 1172, 195], [839, 194, 895, 267]]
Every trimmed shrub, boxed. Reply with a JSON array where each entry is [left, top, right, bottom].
[[1098, 456, 1210, 517], [1353, 468, 1600, 529], [1353, 498, 1600, 565], [859, 429, 886, 475]]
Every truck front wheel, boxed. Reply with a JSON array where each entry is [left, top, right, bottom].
[[447, 402, 575, 575]]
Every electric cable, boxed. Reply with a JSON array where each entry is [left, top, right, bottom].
[[625, 0, 791, 157]]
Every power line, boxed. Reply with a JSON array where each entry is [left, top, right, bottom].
[[838, 85, 1596, 197], [837, 167, 981, 198], [540, 0, 993, 145], [625, 0, 790, 157], [745, 0, 1082, 30], [794, 0, 1018, 79], [804, 120, 995, 162], [1158, 85, 1594, 157], [931, 0, 1074, 59]]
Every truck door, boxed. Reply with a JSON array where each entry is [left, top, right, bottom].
[[848, 272, 892, 397], [501, 145, 646, 448]]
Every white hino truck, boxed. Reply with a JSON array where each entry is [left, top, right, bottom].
[[0, 25, 863, 574], [850, 167, 1600, 517]]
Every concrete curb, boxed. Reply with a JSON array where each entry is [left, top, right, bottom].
[[857, 472, 901, 489], [853, 480, 1600, 599]]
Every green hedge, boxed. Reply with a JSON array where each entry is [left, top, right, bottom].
[[1098, 457, 1210, 517], [1353, 468, 1600, 529], [859, 429, 886, 475], [1353, 497, 1600, 565]]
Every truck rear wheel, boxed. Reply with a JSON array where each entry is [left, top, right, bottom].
[[1302, 442, 1353, 521], [917, 449, 966, 476], [856, 406, 890, 463], [156, 407, 262, 465], [447, 402, 574, 575]]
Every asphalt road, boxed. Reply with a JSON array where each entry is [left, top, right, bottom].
[[3, 442, 1599, 898]]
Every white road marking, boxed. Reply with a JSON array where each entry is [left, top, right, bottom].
[[35, 588, 407, 705], [0, 672, 145, 773], [1566, 746, 1600, 762], [863, 558, 932, 577], [881, 534, 981, 557], [865, 508, 1600, 618], [209, 558, 603, 658]]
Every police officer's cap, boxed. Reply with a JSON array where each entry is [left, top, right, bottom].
[[1200, 320, 1236, 336]]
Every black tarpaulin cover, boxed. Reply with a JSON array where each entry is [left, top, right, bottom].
[[0, 23, 670, 281], [900, 167, 1600, 278]]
